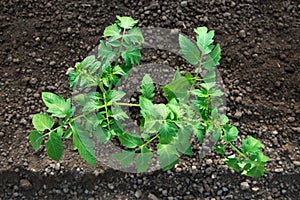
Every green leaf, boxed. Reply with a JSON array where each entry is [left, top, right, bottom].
[[111, 104, 129, 121], [136, 147, 153, 172], [173, 128, 193, 156], [224, 155, 241, 172], [140, 74, 154, 100], [56, 127, 63, 137], [203, 44, 221, 70], [194, 123, 205, 144], [166, 99, 184, 120], [214, 144, 225, 155], [140, 97, 167, 133], [211, 108, 218, 120], [209, 89, 224, 97], [194, 27, 215, 55], [224, 126, 239, 143], [121, 47, 141, 66], [179, 34, 200, 65], [244, 164, 265, 178], [210, 127, 222, 143], [103, 23, 121, 37], [116, 16, 139, 29], [63, 128, 73, 139], [119, 132, 143, 148], [32, 113, 54, 131], [80, 55, 96, 70], [112, 150, 135, 167], [72, 122, 96, 166], [251, 152, 269, 163], [241, 136, 263, 155], [162, 70, 191, 102], [29, 130, 44, 151], [219, 114, 229, 125], [42, 92, 73, 118], [98, 40, 116, 64], [123, 27, 144, 45], [157, 144, 179, 171], [158, 121, 178, 144], [106, 90, 126, 104], [46, 133, 63, 161], [94, 126, 109, 143]]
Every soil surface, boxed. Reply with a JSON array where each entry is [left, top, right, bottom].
[[0, 0, 299, 199]]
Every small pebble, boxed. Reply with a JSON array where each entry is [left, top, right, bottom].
[[240, 181, 250, 190], [239, 30, 246, 38], [134, 190, 142, 198]]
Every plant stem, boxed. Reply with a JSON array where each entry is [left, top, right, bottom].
[[229, 142, 247, 159], [138, 134, 159, 150], [116, 102, 139, 107]]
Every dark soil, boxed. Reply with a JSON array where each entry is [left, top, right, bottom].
[[0, 0, 299, 199]]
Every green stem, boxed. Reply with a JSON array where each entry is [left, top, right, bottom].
[[228, 142, 247, 159], [116, 102, 139, 107], [138, 134, 159, 150]]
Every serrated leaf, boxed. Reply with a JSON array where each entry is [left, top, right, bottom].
[[106, 90, 126, 104], [224, 155, 241, 172], [98, 40, 116, 64], [162, 70, 191, 102], [136, 147, 153, 172], [111, 104, 129, 121], [157, 144, 179, 170], [224, 126, 238, 143], [211, 108, 218, 120], [123, 27, 144, 45], [140, 74, 154, 100], [179, 34, 200, 65], [200, 82, 216, 90], [103, 23, 121, 37], [72, 122, 96, 166], [166, 99, 184, 120], [210, 127, 221, 143], [140, 97, 167, 133], [173, 128, 193, 156], [214, 144, 225, 155], [194, 27, 215, 55], [209, 89, 224, 97], [203, 70, 216, 83], [113, 65, 126, 75], [46, 133, 63, 161], [243, 163, 265, 178], [29, 130, 44, 151], [116, 16, 139, 29], [112, 150, 135, 167], [42, 92, 73, 118], [94, 126, 109, 143], [119, 132, 143, 148], [203, 45, 221, 70], [158, 121, 178, 144], [121, 47, 141, 66], [80, 55, 96, 70], [241, 136, 263, 155], [194, 124, 205, 144], [32, 113, 54, 131], [220, 114, 229, 125]]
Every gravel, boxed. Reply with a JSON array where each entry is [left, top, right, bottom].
[[0, 0, 299, 199]]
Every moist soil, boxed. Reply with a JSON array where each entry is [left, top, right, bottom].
[[0, 0, 299, 199]]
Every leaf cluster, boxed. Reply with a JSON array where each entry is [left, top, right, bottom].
[[29, 16, 268, 177]]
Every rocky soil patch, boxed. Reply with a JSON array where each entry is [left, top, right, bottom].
[[0, 0, 299, 199]]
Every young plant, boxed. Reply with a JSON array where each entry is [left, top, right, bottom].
[[29, 16, 268, 178]]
